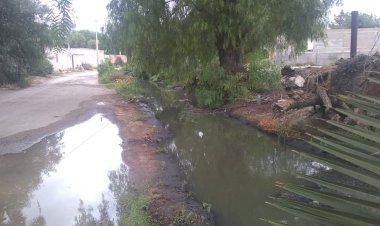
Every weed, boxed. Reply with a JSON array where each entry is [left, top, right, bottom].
[[98, 60, 115, 84], [16, 76, 30, 88], [172, 208, 204, 226], [247, 53, 281, 93], [118, 191, 151, 226], [116, 78, 145, 100]]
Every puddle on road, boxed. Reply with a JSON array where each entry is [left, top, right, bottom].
[[0, 114, 127, 226]]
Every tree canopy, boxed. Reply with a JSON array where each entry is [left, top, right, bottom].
[[68, 30, 107, 50], [330, 10, 380, 29], [0, 0, 73, 85], [107, 0, 339, 74]]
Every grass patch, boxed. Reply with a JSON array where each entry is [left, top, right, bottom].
[[98, 60, 115, 84], [118, 191, 151, 226]]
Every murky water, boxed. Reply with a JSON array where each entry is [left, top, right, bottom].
[[0, 114, 127, 226], [140, 82, 321, 226]]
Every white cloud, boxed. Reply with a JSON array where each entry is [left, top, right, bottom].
[[42, 0, 379, 31], [331, 0, 380, 16], [72, 0, 110, 31]]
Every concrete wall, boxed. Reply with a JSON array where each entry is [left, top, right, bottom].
[[275, 28, 380, 66], [47, 48, 105, 71]]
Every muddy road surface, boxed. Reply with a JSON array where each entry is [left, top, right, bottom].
[[0, 71, 213, 226], [0, 71, 115, 153]]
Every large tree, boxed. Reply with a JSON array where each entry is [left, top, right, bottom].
[[330, 10, 380, 29], [0, 0, 73, 84], [107, 0, 339, 74]]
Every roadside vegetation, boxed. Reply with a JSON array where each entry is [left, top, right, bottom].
[[0, 0, 73, 87], [98, 60, 144, 101], [105, 0, 339, 109], [101, 1, 380, 225], [118, 191, 151, 226]]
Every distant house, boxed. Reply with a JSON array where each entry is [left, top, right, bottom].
[[108, 54, 128, 65], [47, 48, 105, 71]]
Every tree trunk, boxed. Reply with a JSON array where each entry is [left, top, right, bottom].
[[216, 34, 244, 73], [316, 86, 332, 112]]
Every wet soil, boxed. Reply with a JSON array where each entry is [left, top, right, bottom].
[[0, 72, 213, 225], [110, 96, 214, 225]]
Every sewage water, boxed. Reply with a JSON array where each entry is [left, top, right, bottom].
[[140, 82, 322, 226], [0, 114, 127, 226]]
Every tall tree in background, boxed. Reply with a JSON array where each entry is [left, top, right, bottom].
[[330, 10, 380, 29], [0, 0, 73, 85], [68, 30, 107, 50], [107, 0, 339, 74]]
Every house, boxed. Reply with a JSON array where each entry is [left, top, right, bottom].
[[275, 28, 380, 65], [47, 48, 105, 71], [108, 54, 128, 65]]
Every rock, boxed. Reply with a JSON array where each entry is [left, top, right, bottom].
[[273, 99, 295, 115], [282, 75, 306, 89], [294, 76, 305, 88], [293, 89, 305, 96], [281, 66, 295, 76], [293, 94, 301, 100]]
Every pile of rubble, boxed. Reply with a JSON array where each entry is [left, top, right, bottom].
[[272, 54, 380, 122]]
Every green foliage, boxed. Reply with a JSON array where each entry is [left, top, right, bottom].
[[97, 61, 115, 84], [116, 78, 145, 100], [330, 10, 380, 29], [265, 78, 380, 225], [107, 0, 338, 74], [0, 0, 72, 85], [118, 191, 150, 226], [195, 88, 224, 109], [248, 54, 281, 93], [30, 58, 54, 76]]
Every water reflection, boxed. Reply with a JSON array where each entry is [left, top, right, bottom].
[[164, 114, 317, 226], [139, 82, 319, 226], [73, 195, 114, 226], [0, 114, 125, 226]]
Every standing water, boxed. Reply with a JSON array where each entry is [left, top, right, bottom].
[[140, 82, 320, 226], [0, 114, 126, 226]]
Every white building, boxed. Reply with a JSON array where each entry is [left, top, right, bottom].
[[275, 28, 380, 66], [47, 48, 105, 71]]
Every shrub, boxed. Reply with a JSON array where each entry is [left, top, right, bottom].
[[118, 191, 150, 226], [247, 54, 281, 93], [30, 58, 53, 76], [97, 60, 114, 84], [194, 88, 224, 109], [191, 62, 249, 109]]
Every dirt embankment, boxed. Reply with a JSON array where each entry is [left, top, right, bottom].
[[224, 54, 380, 137], [111, 95, 214, 226]]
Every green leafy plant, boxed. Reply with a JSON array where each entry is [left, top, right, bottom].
[[118, 191, 150, 226], [30, 58, 54, 76], [248, 54, 281, 93], [265, 77, 380, 225], [97, 60, 115, 84]]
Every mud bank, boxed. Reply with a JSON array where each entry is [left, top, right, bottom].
[[111, 95, 214, 225]]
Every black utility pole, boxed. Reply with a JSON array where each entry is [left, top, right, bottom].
[[350, 11, 358, 58]]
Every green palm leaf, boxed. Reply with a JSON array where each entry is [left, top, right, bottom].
[[296, 174, 380, 203]]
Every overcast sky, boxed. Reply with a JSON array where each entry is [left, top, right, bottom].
[[44, 0, 380, 32]]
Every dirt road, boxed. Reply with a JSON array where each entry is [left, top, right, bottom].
[[0, 71, 115, 153], [0, 71, 214, 225]]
